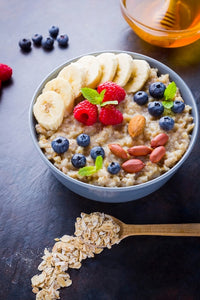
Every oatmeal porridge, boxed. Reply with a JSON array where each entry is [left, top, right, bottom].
[[33, 53, 194, 187]]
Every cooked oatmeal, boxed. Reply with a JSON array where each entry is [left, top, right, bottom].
[[35, 67, 194, 187]]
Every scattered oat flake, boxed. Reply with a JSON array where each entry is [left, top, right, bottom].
[[31, 212, 120, 300]]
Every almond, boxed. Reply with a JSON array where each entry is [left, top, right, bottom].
[[108, 144, 128, 159], [150, 146, 166, 163], [122, 159, 145, 173], [128, 115, 146, 138], [128, 145, 152, 156], [150, 133, 169, 148]]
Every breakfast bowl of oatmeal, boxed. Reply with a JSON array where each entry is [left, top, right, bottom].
[[29, 51, 198, 203]]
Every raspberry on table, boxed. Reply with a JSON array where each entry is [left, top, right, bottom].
[[0, 64, 13, 82], [73, 100, 98, 126], [99, 105, 123, 125], [97, 81, 126, 103]]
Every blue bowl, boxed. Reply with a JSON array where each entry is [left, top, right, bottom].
[[29, 51, 199, 203]]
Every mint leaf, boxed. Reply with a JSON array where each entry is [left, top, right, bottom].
[[100, 100, 118, 107], [164, 81, 177, 101], [95, 156, 103, 171], [162, 100, 174, 109], [78, 156, 103, 176], [78, 166, 96, 176], [81, 87, 104, 105]]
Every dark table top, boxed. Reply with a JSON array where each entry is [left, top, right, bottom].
[[1, 0, 200, 299]]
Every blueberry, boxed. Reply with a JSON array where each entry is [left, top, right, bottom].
[[32, 34, 43, 46], [107, 162, 121, 174], [51, 136, 69, 153], [71, 153, 86, 168], [90, 146, 105, 160], [171, 100, 185, 113], [77, 134, 90, 147], [57, 34, 69, 47], [42, 37, 54, 50], [148, 101, 164, 117], [149, 82, 166, 99], [19, 38, 32, 51], [133, 91, 148, 105], [49, 25, 59, 38], [159, 116, 174, 131]]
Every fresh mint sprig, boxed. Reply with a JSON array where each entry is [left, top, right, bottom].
[[78, 156, 103, 176], [162, 81, 177, 110], [81, 87, 118, 107]]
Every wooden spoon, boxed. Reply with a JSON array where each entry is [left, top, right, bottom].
[[112, 216, 200, 242]]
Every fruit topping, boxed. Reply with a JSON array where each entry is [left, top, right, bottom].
[[32, 34, 43, 46], [42, 37, 54, 50], [0, 64, 12, 82], [57, 34, 69, 47], [149, 82, 166, 99], [49, 25, 59, 38], [19, 38, 32, 51], [73, 100, 98, 126], [107, 162, 121, 174], [128, 115, 146, 138], [76, 134, 90, 147], [133, 91, 148, 105], [150, 146, 166, 163], [97, 81, 126, 103], [159, 116, 174, 131], [171, 100, 185, 113], [71, 153, 86, 168], [51, 136, 69, 154], [90, 146, 105, 160], [148, 101, 164, 117], [99, 105, 123, 125]]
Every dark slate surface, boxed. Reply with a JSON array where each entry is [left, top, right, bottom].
[[0, 0, 200, 299]]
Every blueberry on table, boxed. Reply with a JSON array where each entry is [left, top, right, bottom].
[[49, 25, 59, 38], [42, 37, 54, 50], [19, 38, 32, 51], [133, 91, 148, 105], [90, 146, 105, 160], [71, 154, 86, 168], [57, 34, 69, 47], [159, 116, 174, 131], [149, 82, 166, 99], [32, 34, 43, 46], [76, 134, 90, 147], [171, 100, 185, 113], [51, 136, 69, 153], [107, 162, 121, 174], [148, 101, 164, 117]]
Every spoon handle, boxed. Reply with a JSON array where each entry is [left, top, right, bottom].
[[123, 223, 200, 238]]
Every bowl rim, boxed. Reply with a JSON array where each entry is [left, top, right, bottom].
[[119, 0, 200, 35], [29, 50, 199, 193]]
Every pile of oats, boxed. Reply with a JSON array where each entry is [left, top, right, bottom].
[[31, 212, 120, 300]]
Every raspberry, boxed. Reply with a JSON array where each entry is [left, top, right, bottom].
[[73, 100, 98, 126], [0, 64, 12, 82], [99, 105, 123, 125], [97, 81, 126, 103]]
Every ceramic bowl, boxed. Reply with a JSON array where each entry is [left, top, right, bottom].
[[29, 51, 199, 203]]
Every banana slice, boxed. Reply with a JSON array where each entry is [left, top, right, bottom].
[[76, 55, 102, 88], [58, 63, 86, 98], [124, 59, 150, 93], [43, 77, 75, 116], [97, 53, 118, 84], [113, 53, 134, 87], [33, 91, 65, 130]]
